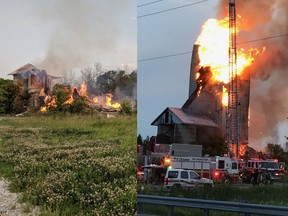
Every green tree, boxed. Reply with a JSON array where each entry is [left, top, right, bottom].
[[137, 134, 143, 145], [70, 95, 88, 113], [96, 70, 118, 94], [265, 143, 285, 160], [52, 84, 71, 112], [120, 100, 133, 115], [202, 136, 226, 156], [0, 79, 17, 114]]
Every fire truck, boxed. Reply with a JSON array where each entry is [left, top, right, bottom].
[[239, 158, 285, 185], [164, 156, 239, 185]]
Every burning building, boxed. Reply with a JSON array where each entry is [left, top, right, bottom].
[[152, 14, 262, 157], [8, 63, 60, 109]]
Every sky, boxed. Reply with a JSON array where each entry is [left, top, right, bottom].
[[0, 0, 136, 80], [138, 0, 288, 150], [138, 0, 219, 138]]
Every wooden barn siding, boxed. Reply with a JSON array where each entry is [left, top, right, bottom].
[[174, 125, 196, 144]]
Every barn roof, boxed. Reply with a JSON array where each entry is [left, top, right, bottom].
[[8, 63, 60, 79], [151, 107, 218, 128], [8, 63, 41, 76]]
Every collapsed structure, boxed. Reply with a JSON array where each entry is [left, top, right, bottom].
[[8, 63, 60, 109]]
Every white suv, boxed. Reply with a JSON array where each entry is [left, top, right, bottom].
[[164, 168, 213, 190]]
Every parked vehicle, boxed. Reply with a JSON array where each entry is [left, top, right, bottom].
[[239, 158, 284, 185], [163, 168, 214, 190], [164, 156, 239, 185]]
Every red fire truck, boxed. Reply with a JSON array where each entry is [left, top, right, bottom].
[[239, 158, 285, 185], [164, 156, 239, 185]]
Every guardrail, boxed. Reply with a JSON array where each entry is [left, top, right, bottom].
[[137, 195, 288, 216]]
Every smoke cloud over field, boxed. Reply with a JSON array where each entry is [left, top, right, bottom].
[[217, 0, 288, 149], [29, 0, 134, 76]]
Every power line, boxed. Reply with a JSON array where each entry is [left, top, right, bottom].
[[138, 0, 208, 18], [138, 51, 192, 62], [138, 33, 288, 62], [237, 33, 288, 45], [138, 0, 164, 8]]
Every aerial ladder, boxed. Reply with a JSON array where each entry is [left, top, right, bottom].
[[227, 0, 240, 158]]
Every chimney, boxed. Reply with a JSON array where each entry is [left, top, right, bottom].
[[189, 44, 200, 97]]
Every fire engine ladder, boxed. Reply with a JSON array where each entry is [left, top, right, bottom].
[[227, 0, 240, 158]]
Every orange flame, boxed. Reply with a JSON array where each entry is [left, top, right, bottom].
[[196, 16, 265, 104], [105, 93, 121, 109], [196, 17, 263, 84], [40, 82, 122, 112]]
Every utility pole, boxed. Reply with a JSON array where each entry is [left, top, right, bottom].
[[227, 0, 239, 158]]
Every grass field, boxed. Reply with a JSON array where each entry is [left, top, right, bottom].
[[0, 113, 136, 215]]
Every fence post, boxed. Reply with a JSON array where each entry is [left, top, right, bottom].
[[137, 203, 143, 214], [204, 208, 209, 216], [167, 206, 174, 216]]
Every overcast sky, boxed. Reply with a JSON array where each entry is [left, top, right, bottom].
[[0, 0, 136, 79], [138, 0, 288, 149], [138, 0, 219, 138]]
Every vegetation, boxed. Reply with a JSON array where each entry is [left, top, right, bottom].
[[0, 114, 136, 215], [138, 183, 288, 215], [0, 79, 29, 114], [80, 63, 137, 98]]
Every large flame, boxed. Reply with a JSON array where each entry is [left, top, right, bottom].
[[40, 82, 121, 112], [195, 16, 265, 105], [196, 17, 264, 84]]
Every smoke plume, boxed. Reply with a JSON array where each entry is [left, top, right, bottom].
[[29, 0, 132, 76], [217, 0, 288, 149]]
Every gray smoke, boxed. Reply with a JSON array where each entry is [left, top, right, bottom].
[[217, 0, 288, 149], [29, 0, 131, 76]]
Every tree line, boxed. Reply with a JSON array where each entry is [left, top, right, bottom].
[[0, 65, 137, 115]]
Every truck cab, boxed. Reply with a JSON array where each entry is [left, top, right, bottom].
[[212, 156, 239, 184]]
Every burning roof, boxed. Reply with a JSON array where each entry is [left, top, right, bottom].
[[8, 63, 60, 79]]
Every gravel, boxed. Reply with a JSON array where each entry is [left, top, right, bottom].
[[0, 179, 39, 216]]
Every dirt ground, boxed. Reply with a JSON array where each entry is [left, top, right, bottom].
[[0, 179, 39, 216]]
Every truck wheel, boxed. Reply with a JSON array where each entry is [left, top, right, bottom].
[[257, 173, 267, 186]]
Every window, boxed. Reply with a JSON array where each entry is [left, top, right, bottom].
[[190, 171, 199, 179], [168, 171, 178, 178], [218, 160, 225, 169], [180, 171, 189, 179], [232, 162, 237, 169]]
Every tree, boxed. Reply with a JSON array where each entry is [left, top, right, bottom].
[[0, 79, 17, 114], [62, 70, 77, 86], [120, 100, 133, 115], [202, 136, 227, 156], [96, 70, 118, 94], [52, 84, 71, 112], [80, 63, 103, 94], [70, 95, 88, 113], [265, 143, 285, 160], [137, 134, 143, 145]]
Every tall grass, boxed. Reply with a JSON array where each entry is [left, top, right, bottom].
[[0, 114, 136, 215]]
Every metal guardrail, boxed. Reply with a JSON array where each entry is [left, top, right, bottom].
[[137, 195, 288, 216]]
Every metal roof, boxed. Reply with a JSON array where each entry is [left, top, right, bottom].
[[152, 107, 218, 128]]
